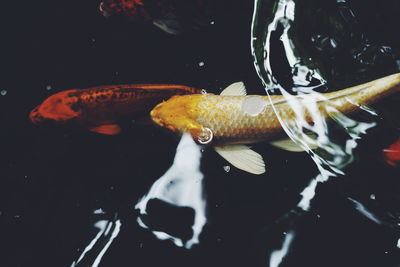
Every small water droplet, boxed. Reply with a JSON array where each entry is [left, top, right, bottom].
[[46, 85, 52, 90], [198, 61, 205, 67], [1, 90, 7, 96], [223, 165, 230, 172], [370, 194, 376, 200]]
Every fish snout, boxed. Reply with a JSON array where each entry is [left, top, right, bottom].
[[29, 106, 45, 124]]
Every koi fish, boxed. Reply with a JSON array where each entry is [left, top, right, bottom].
[[99, 0, 150, 21], [383, 138, 400, 167], [99, 0, 213, 35], [30, 84, 202, 135], [151, 73, 400, 174]]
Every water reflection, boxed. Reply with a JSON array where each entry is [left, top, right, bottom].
[[251, 0, 393, 264], [135, 133, 206, 249], [72, 213, 121, 267]]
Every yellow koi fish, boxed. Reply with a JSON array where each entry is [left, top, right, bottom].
[[151, 73, 400, 174]]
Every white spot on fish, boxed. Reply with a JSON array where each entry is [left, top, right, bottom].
[[241, 96, 266, 116]]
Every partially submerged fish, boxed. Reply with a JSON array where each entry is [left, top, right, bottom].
[[99, 0, 214, 35], [30, 84, 201, 135], [151, 73, 400, 174], [383, 138, 400, 167]]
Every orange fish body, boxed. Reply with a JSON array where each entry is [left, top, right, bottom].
[[383, 138, 400, 167], [30, 84, 201, 135], [151, 73, 400, 145], [150, 73, 400, 174]]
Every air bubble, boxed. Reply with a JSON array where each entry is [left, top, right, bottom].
[[223, 165, 230, 172], [198, 62, 205, 67], [370, 194, 376, 200], [1, 90, 7, 96], [46, 85, 52, 90]]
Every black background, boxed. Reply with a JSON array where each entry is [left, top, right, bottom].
[[1, 1, 400, 266]]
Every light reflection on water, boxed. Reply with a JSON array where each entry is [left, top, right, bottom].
[[135, 133, 206, 249], [72, 215, 121, 267], [251, 0, 392, 265]]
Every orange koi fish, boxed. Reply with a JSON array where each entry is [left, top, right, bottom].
[[383, 138, 400, 167], [30, 84, 202, 135], [151, 73, 400, 174]]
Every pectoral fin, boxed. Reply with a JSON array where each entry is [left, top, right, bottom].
[[214, 145, 265, 175], [220, 82, 247, 96], [89, 124, 121, 135]]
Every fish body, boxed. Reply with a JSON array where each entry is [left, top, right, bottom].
[[151, 73, 400, 145], [30, 84, 201, 135], [151, 73, 400, 174], [383, 138, 400, 167]]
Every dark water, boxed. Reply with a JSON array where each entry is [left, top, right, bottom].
[[1, 1, 400, 266]]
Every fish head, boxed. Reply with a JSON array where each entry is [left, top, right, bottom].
[[30, 90, 82, 125], [151, 94, 213, 144]]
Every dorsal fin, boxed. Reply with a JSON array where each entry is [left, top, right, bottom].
[[220, 82, 247, 96]]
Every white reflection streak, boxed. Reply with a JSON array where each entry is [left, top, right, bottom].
[[269, 232, 295, 267], [71, 219, 121, 267], [251, 1, 377, 265], [135, 133, 206, 249], [348, 198, 382, 224]]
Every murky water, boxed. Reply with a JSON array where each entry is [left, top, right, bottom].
[[1, 0, 400, 266]]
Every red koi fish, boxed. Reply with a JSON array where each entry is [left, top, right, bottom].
[[30, 84, 202, 135], [99, 0, 213, 35], [383, 138, 400, 167]]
